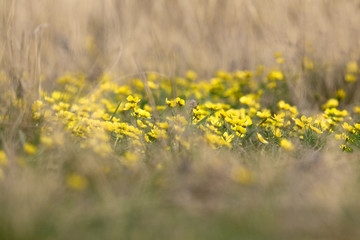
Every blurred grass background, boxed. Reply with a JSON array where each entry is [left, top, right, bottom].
[[2, 0, 360, 80], [1, 0, 360, 239], [2, 0, 360, 108]]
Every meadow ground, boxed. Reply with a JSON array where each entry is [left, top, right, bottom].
[[1, 1, 360, 239]]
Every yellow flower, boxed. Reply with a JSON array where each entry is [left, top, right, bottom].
[[157, 122, 169, 130], [0, 150, 8, 166], [193, 108, 209, 120], [132, 79, 144, 90], [32, 100, 44, 112], [205, 132, 231, 149], [342, 122, 355, 133], [335, 89, 346, 100], [340, 144, 352, 152], [144, 104, 152, 112], [136, 120, 148, 129], [345, 74, 356, 83], [124, 102, 137, 110], [230, 166, 254, 184], [267, 82, 277, 89], [322, 98, 339, 109], [273, 113, 285, 124], [294, 118, 304, 128], [335, 134, 342, 140], [276, 57, 285, 64], [267, 70, 284, 81], [257, 110, 271, 118], [231, 125, 247, 135], [300, 115, 312, 124], [24, 142, 37, 155], [121, 152, 140, 168], [257, 133, 268, 144], [310, 125, 323, 134], [186, 70, 197, 80], [303, 56, 314, 70], [289, 106, 298, 116], [239, 95, 257, 106], [66, 173, 88, 190], [175, 97, 185, 106], [280, 139, 294, 151], [274, 52, 283, 58], [165, 98, 176, 107], [346, 61, 358, 73], [154, 163, 163, 171], [40, 135, 54, 147], [156, 105, 167, 111], [148, 81, 158, 90], [144, 135, 151, 143], [354, 106, 360, 115], [132, 108, 151, 119], [86, 35, 97, 53], [51, 91, 62, 101], [274, 128, 282, 138], [148, 127, 167, 140], [278, 100, 290, 110], [205, 102, 221, 111], [126, 95, 141, 103], [223, 132, 235, 144], [115, 85, 132, 96]]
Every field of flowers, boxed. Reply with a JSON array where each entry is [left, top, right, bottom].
[[17, 61, 360, 161], [1, 57, 360, 239], [2, 0, 360, 239]]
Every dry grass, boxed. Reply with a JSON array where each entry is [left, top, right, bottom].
[[2, 0, 360, 77], [2, 0, 360, 110]]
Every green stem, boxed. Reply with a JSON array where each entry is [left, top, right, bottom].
[[257, 118, 268, 127], [109, 102, 121, 121]]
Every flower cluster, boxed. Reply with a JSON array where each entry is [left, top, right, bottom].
[[23, 64, 359, 160], [1, 58, 360, 186]]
